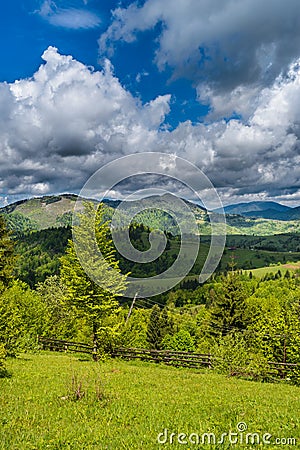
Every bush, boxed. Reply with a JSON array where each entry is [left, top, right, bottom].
[[162, 329, 196, 352], [212, 333, 269, 381], [119, 309, 149, 349], [0, 281, 47, 355]]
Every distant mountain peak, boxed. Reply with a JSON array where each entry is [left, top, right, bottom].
[[216, 201, 295, 221]]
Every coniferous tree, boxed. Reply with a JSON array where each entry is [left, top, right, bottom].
[[147, 304, 162, 349], [147, 305, 174, 349], [60, 202, 127, 357], [159, 307, 174, 340], [208, 270, 248, 338]]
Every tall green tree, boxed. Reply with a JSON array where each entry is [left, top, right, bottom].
[[147, 304, 162, 349], [60, 202, 127, 357], [146, 305, 174, 349], [0, 215, 15, 290], [208, 271, 248, 338]]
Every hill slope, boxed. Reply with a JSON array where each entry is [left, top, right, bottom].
[[1, 194, 300, 236]]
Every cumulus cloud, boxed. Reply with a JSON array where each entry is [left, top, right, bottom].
[[37, 0, 101, 29], [1, 47, 300, 204], [100, 0, 300, 119], [163, 60, 300, 199], [0, 47, 170, 198]]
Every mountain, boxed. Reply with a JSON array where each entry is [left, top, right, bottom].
[[0, 194, 86, 231], [284, 206, 300, 220], [0, 193, 208, 234], [219, 201, 300, 221], [242, 209, 300, 220], [2, 194, 300, 236], [216, 201, 293, 220], [220, 201, 291, 215]]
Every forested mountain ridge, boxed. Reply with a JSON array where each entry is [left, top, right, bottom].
[[219, 201, 290, 215], [2, 194, 300, 236], [218, 200, 300, 221]]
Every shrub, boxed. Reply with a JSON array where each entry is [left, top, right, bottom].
[[0, 281, 46, 355], [212, 333, 269, 381], [162, 329, 195, 352]]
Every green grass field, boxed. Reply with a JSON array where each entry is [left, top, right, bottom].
[[244, 261, 300, 278], [0, 352, 299, 449]]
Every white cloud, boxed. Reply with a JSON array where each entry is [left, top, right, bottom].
[[0, 196, 9, 207], [1, 47, 300, 203], [136, 70, 149, 83], [38, 0, 101, 29], [100, 0, 300, 119], [0, 47, 170, 197], [198, 85, 261, 121], [159, 59, 300, 198]]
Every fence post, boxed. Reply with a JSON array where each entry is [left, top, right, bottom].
[[208, 353, 212, 369]]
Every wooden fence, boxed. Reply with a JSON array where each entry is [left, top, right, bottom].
[[38, 337, 93, 354], [38, 337, 211, 368], [268, 361, 300, 378], [111, 347, 212, 369], [38, 337, 300, 376]]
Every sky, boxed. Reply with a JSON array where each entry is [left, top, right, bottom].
[[1, 0, 300, 206]]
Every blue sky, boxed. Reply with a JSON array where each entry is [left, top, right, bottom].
[[0, 0, 206, 127], [0, 1, 109, 81], [1, 0, 300, 205]]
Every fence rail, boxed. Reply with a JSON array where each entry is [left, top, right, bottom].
[[38, 337, 300, 376], [38, 337, 93, 354], [111, 347, 212, 369]]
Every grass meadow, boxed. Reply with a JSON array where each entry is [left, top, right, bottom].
[[243, 261, 300, 279], [0, 352, 299, 449]]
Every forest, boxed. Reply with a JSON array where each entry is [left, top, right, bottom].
[[1, 201, 300, 385]]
